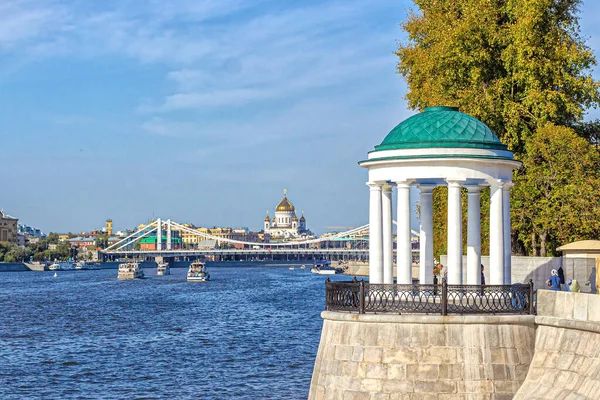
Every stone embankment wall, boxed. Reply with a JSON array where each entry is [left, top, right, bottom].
[[514, 290, 600, 399], [439, 256, 596, 293], [308, 312, 535, 399], [0, 262, 31, 272]]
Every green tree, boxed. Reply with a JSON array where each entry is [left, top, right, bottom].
[[512, 124, 600, 256], [46, 233, 60, 244], [95, 234, 109, 249], [397, 0, 600, 256]]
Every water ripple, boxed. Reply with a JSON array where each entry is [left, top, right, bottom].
[[0, 264, 346, 399]]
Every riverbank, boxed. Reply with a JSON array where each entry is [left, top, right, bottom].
[[0, 259, 309, 272]]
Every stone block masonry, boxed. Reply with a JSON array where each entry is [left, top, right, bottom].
[[308, 313, 536, 399], [514, 290, 600, 399]]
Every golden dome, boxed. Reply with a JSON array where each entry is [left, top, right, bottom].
[[292, 215, 298, 221], [275, 190, 295, 212], [264, 215, 271, 222]]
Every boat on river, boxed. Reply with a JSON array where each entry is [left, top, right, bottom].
[[157, 262, 170, 276], [310, 260, 344, 275], [187, 261, 210, 282], [49, 262, 75, 271], [118, 262, 144, 280]]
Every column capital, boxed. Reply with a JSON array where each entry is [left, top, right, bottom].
[[502, 181, 515, 191], [394, 179, 414, 189], [366, 181, 383, 190], [382, 183, 394, 192], [446, 179, 465, 188], [417, 184, 436, 194], [463, 184, 484, 193], [488, 179, 507, 189]]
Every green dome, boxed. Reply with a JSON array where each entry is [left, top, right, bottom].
[[374, 106, 506, 151]]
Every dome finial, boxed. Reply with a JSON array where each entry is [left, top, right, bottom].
[[283, 188, 287, 196]]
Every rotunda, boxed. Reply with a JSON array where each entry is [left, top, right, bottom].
[[359, 106, 521, 285]]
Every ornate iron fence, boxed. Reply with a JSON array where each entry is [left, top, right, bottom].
[[325, 278, 534, 315]]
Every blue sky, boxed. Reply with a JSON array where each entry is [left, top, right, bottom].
[[1, 0, 599, 235]]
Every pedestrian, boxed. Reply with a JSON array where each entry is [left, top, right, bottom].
[[569, 279, 581, 293], [481, 264, 486, 285], [546, 269, 561, 291], [441, 264, 447, 281], [558, 266, 565, 287]]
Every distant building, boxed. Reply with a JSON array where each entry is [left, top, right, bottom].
[[263, 190, 312, 239], [67, 237, 96, 248], [18, 223, 45, 238], [0, 210, 18, 243], [105, 219, 113, 236], [139, 236, 182, 250], [16, 233, 29, 247]]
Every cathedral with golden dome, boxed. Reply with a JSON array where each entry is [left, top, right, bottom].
[[263, 190, 312, 239]]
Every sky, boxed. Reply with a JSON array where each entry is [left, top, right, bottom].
[[1, 0, 600, 235]]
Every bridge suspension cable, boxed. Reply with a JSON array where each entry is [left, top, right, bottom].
[[102, 218, 417, 254]]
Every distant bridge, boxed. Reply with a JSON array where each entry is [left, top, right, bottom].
[[101, 218, 418, 261]]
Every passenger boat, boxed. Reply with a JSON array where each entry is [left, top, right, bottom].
[[310, 260, 344, 275], [49, 262, 75, 271], [117, 262, 144, 280], [187, 261, 210, 282], [157, 262, 170, 276]]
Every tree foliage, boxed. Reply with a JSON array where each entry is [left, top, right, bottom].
[[512, 124, 600, 256], [397, 0, 600, 256]]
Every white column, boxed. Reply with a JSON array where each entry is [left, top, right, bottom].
[[446, 180, 463, 284], [156, 218, 162, 251], [465, 185, 482, 285], [382, 184, 394, 284], [418, 184, 435, 284], [503, 182, 514, 284], [368, 183, 383, 284], [396, 180, 413, 284], [166, 219, 172, 250], [490, 180, 505, 285]]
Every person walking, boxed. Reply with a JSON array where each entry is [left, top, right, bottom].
[[481, 264, 486, 285], [546, 269, 561, 291], [558, 266, 565, 289]]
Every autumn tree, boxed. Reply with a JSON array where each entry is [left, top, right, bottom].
[[512, 124, 600, 256], [397, 0, 600, 256]]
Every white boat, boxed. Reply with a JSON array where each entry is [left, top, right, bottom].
[[187, 261, 210, 282], [118, 262, 144, 280], [300, 265, 306, 269], [310, 267, 337, 275], [310, 261, 344, 275], [289, 266, 295, 270], [49, 262, 75, 271], [53, 272, 58, 278], [157, 262, 170, 276]]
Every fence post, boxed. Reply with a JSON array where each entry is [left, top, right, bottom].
[[441, 278, 448, 316], [325, 278, 330, 311], [359, 279, 365, 314], [528, 279, 535, 315]]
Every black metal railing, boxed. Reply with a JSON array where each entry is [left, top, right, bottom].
[[325, 278, 535, 315]]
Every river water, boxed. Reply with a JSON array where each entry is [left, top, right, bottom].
[[0, 264, 341, 399]]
